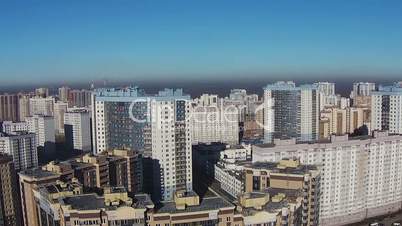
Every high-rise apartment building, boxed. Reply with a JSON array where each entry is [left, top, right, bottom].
[[319, 106, 371, 138], [35, 88, 49, 98], [263, 81, 319, 143], [315, 82, 335, 96], [0, 94, 19, 122], [0, 154, 22, 226], [92, 87, 192, 201], [26, 115, 55, 153], [64, 109, 91, 152], [53, 101, 68, 134], [29, 97, 54, 116], [18, 95, 30, 121], [192, 95, 239, 145], [68, 89, 91, 107], [58, 86, 70, 102], [351, 82, 376, 98], [0, 132, 37, 171], [253, 131, 402, 225], [371, 83, 402, 134], [315, 82, 337, 110]]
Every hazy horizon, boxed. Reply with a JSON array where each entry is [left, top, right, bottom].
[[1, 0, 402, 86]]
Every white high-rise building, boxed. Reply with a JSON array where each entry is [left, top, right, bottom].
[[58, 86, 70, 102], [35, 88, 49, 98], [192, 95, 239, 145], [371, 83, 402, 134], [0, 132, 37, 171], [229, 89, 247, 101], [92, 87, 193, 201], [314, 82, 338, 110], [253, 131, 402, 226], [263, 81, 319, 143], [1, 121, 28, 135], [64, 109, 91, 152], [26, 115, 55, 153], [19, 95, 31, 121], [351, 82, 376, 98], [29, 97, 54, 116], [315, 82, 335, 96], [54, 101, 68, 134]]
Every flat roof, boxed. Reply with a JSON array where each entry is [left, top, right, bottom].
[[155, 196, 233, 214], [61, 194, 105, 210], [19, 168, 59, 180]]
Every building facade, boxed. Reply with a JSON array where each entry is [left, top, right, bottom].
[[1, 121, 28, 134], [19, 169, 60, 226], [53, 101, 68, 135], [26, 115, 55, 153], [0, 154, 22, 226], [263, 81, 319, 143], [92, 87, 193, 201], [64, 109, 91, 152], [371, 83, 402, 134], [0, 94, 19, 122], [253, 131, 402, 225], [0, 132, 37, 171], [192, 96, 239, 145], [29, 97, 54, 116]]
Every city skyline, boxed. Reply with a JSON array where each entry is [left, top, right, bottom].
[[1, 0, 402, 86], [2, 1, 402, 225]]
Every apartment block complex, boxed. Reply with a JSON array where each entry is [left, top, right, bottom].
[[319, 106, 371, 138], [253, 131, 402, 225], [215, 158, 320, 226]]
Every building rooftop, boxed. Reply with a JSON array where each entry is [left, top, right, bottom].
[[19, 168, 59, 180], [240, 188, 302, 216], [133, 194, 154, 209], [61, 194, 105, 210], [263, 81, 317, 91], [155, 196, 233, 214], [94, 87, 190, 101], [248, 161, 318, 175], [254, 131, 399, 149]]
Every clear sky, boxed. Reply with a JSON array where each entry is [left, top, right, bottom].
[[1, 0, 402, 86]]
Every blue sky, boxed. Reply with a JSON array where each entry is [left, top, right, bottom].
[[0, 0, 402, 86]]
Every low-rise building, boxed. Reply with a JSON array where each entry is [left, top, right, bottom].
[[32, 180, 149, 226], [149, 191, 242, 226], [19, 168, 60, 226], [238, 190, 303, 226], [59, 187, 147, 226]]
